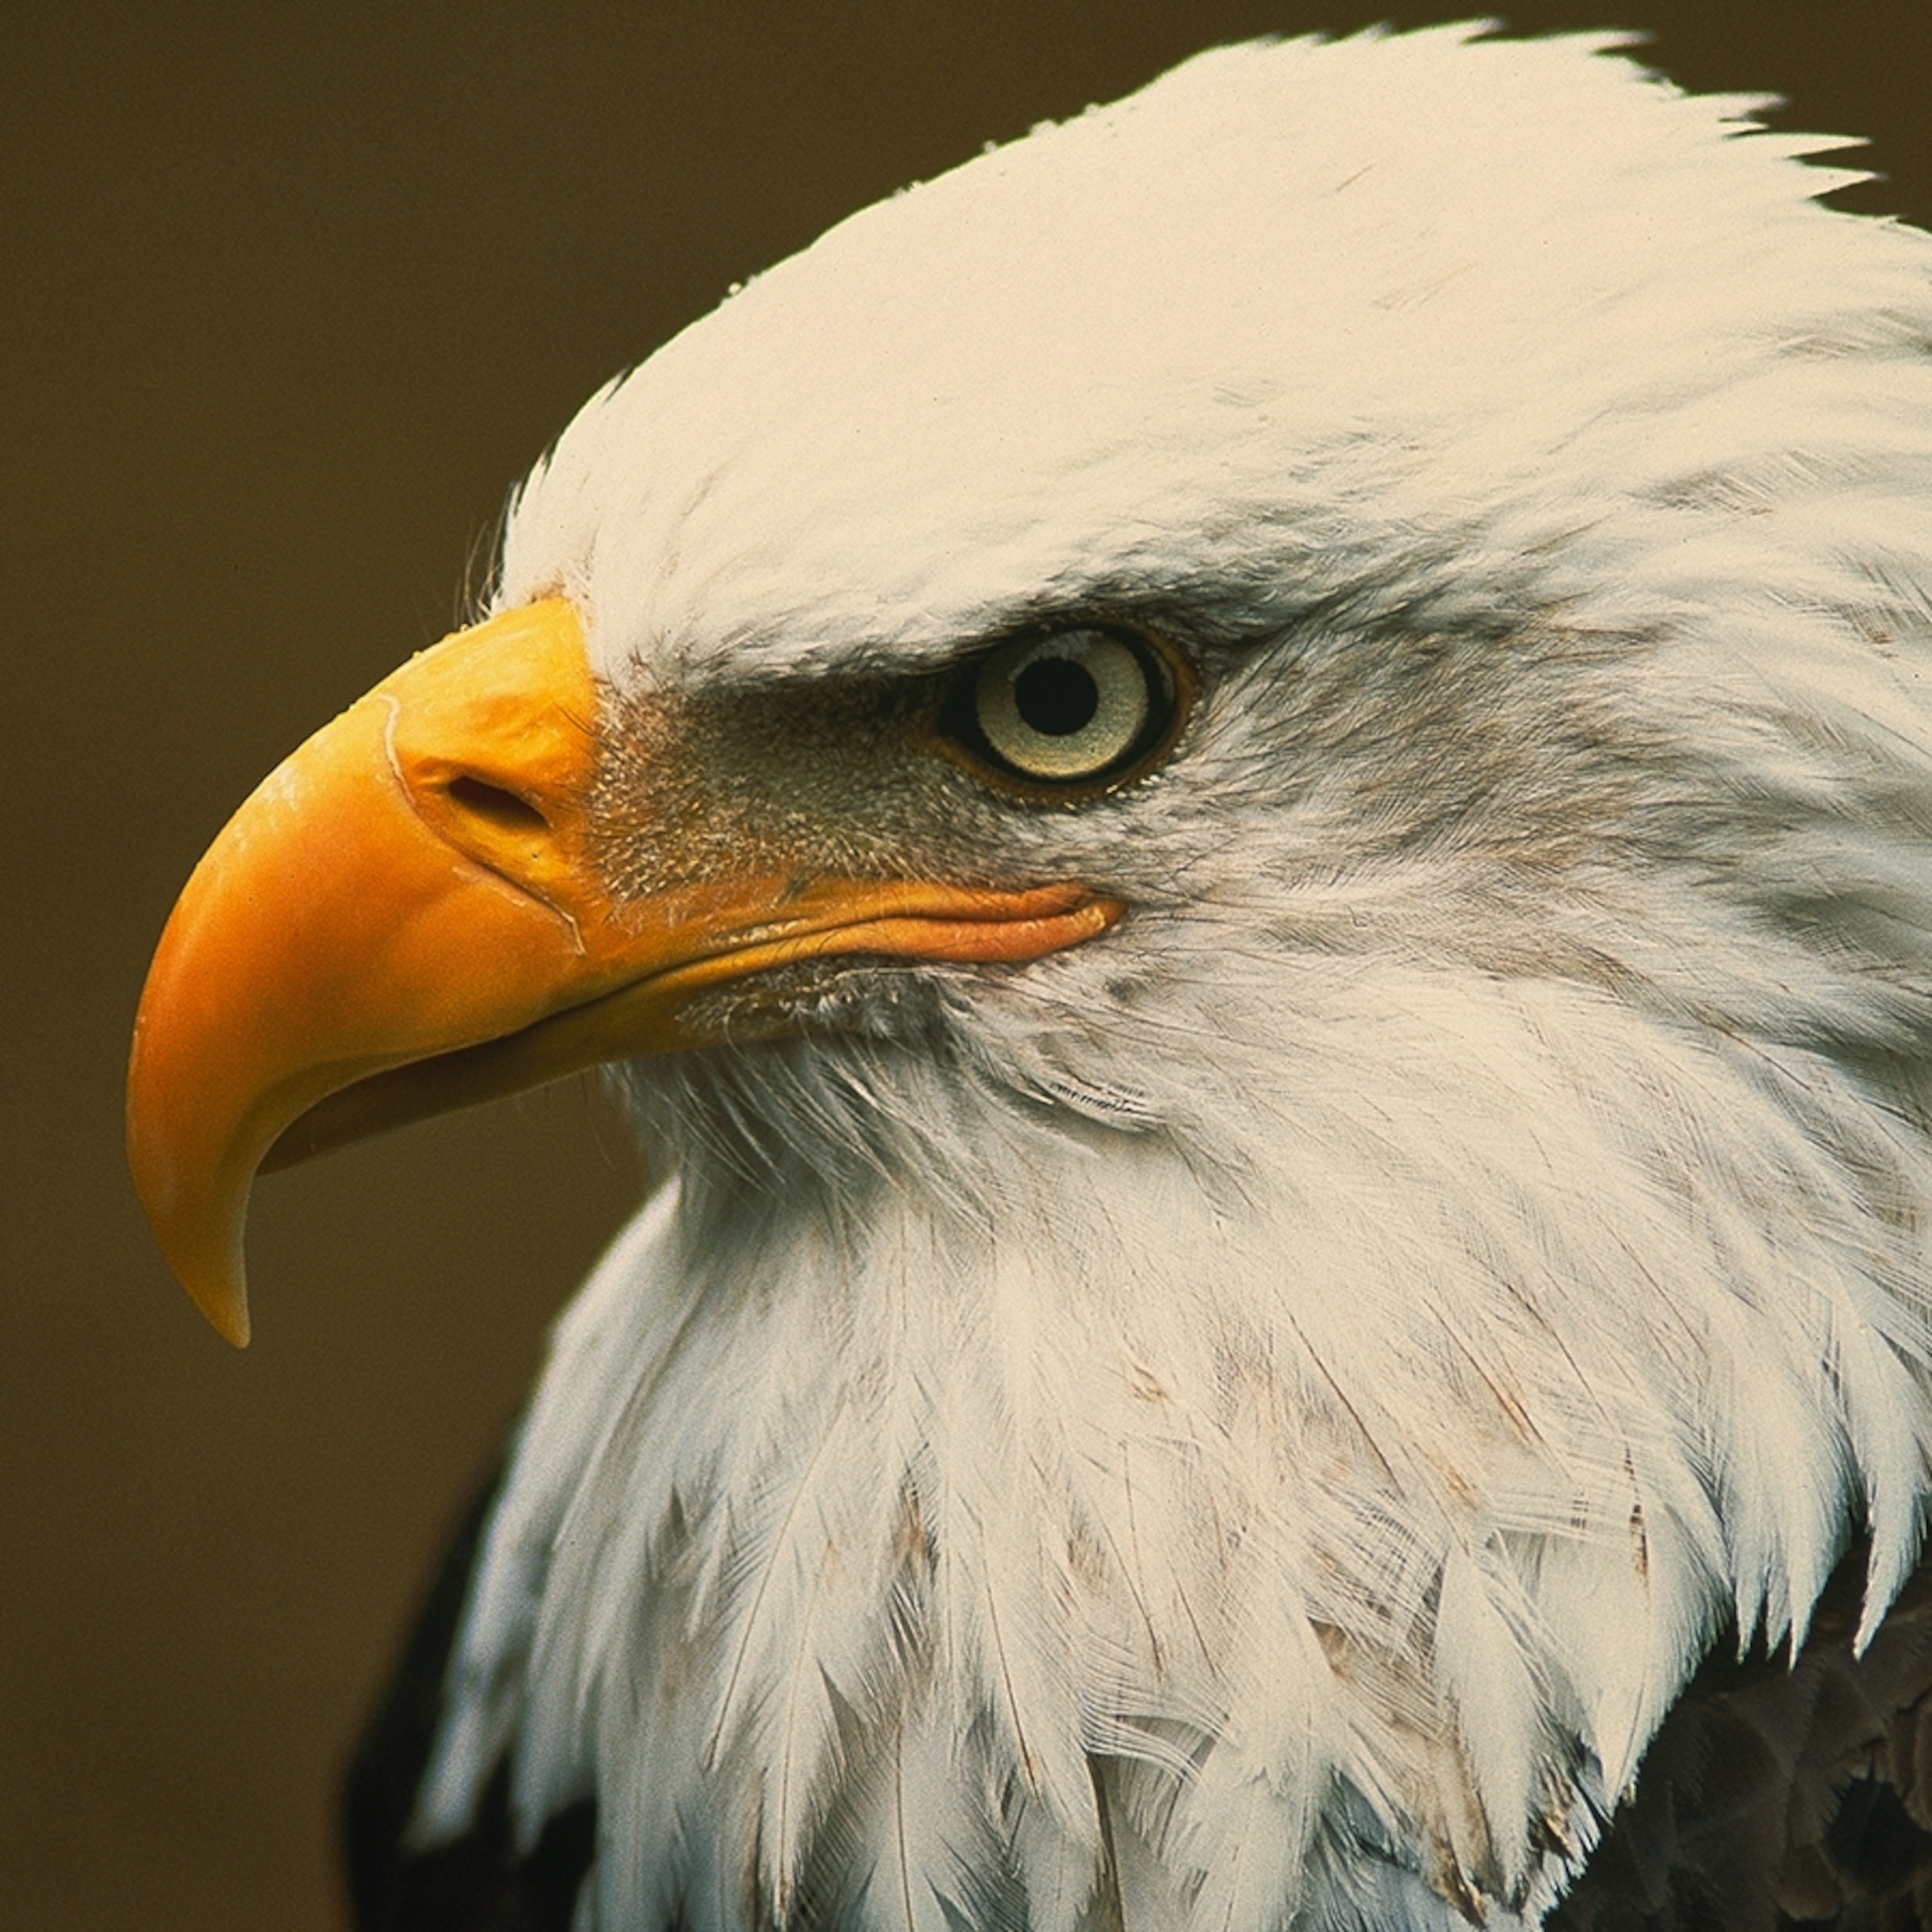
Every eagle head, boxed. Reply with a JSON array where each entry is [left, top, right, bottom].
[[130, 26, 1932, 1932]]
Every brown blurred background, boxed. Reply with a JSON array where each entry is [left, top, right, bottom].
[[4, 3, 1927, 1926]]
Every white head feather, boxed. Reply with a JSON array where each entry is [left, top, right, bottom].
[[415, 25, 1932, 1931]]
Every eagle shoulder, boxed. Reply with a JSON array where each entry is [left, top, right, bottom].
[[1552, 1546, 1932, 1930]]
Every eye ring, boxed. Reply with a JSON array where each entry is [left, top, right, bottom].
[[943, 623, 1187, 793]]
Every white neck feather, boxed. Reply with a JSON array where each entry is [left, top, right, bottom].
[[416, 943, 1932, 1932]]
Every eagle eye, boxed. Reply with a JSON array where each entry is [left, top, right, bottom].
[[955, 625, 1180, 789]]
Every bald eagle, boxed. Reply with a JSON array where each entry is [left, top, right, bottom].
[[128, 24, 1932, 1932]]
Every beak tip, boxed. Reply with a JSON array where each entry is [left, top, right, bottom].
[[160, 1237, 252, 1347], [127, 1110, 254, 1347], [201, 1290, 252, 1350]]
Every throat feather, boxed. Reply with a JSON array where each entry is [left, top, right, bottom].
[[423, 985, 1932, 1930]]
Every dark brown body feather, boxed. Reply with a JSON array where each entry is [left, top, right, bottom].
[[1552, 1550, 1932, 1931], [342, 1462, 595, 1932]]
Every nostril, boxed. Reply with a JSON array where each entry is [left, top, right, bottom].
[[447, 774, 550, 835]]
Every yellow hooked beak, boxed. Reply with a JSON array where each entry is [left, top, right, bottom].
[[126, 598, 1122, 1345]]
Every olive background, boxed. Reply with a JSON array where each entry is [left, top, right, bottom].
[[5, 4, 1927, 1926]]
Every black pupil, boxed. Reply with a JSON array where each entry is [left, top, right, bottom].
[[1013, 657, 1100, 737]]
